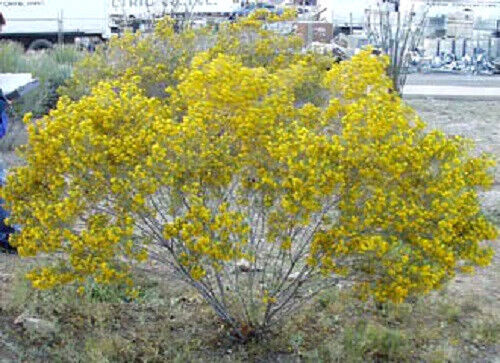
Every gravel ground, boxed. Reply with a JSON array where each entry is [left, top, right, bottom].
[[406, 99, 500, 318], [407, 98, 500, 206]]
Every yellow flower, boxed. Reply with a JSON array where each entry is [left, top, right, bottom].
[[4, 17, 495, 311]]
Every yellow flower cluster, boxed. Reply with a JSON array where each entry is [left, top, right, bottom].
[[311, 50, 497, 302], [163, 203, 249, 279], [2, 16, 496, 306]]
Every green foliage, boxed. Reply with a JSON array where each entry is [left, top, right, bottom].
[[0, 42, 26, 72], [342, 322, 410, 361], [466, 318, 500, 345], [0, 41, 82, 117], [0, 41, 82, 151]]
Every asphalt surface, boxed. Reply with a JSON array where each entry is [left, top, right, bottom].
[[403, 74, 500, 99], [406, 73, 500, 88]]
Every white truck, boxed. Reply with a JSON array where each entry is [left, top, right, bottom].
[[0, 0, 241, 50], [110, 0, 242, 19], [0, 0, 111, 49]]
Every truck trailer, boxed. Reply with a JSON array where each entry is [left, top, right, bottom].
[[110, 0, 242, 19], [0, 0, 242, 49], [108, 0, 241, 32], [0, 0, 111, 49]]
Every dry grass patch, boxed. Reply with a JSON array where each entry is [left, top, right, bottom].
[[0, 252, 499, 362]]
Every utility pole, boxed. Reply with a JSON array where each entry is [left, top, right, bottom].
[[57, 10, 64, 45]]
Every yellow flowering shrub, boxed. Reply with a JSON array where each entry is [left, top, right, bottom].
[[2, 16, 496, 339], [59, 18, 205, 100]]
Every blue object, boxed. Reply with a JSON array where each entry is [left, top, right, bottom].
[[0, 92, 16, 253], [0, 96, 8, 139], [0, 164, 16, 253]]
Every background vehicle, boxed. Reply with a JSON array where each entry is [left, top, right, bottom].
[[110, 0, 241, 24], [0, 0, 111, 50], [0, 0, 243, 49]]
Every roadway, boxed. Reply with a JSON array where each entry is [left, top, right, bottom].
[[403, 74, 500, 99]]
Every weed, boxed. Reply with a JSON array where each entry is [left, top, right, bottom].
[[422, 344, 460, 363], [437, 301, 462, 324], [342, 321, 410, 362], [466, 318, 500, 345], [289, 332, 304, 355]]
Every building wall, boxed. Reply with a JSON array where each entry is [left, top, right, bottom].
[[295, 21, 333, 43], [391, 1, 500, 36], [400, 0, 500, 18], [317, 0, 378, 25]]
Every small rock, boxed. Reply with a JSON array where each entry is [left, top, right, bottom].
[[0, 273, 12, 283], [236, 259, 262, 273], [236, 259, 251, 272], [287, 272, 301, 281], [14, 313, 57, 336], [23, 318, 57, 336], [13, 311, 28, 325]]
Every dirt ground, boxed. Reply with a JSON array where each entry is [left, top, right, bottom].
[[0, 98, 499, 362]]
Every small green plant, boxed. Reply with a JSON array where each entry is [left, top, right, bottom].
[[342, 322, 410, 361], [289, 332, 304, 356], [19, 47, 81, 116], [439, 303, 462, 324], [0, 42, 26, 72], [466, 318, 500, 344]]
